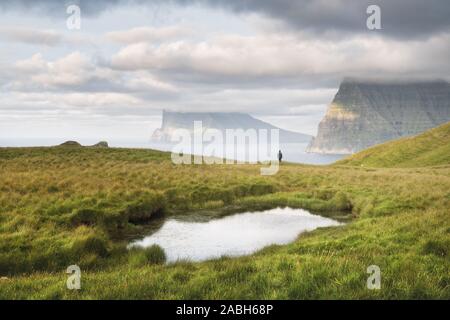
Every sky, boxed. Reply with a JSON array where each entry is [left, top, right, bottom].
[[1, 0, 449, 146]]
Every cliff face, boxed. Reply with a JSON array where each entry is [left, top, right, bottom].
[[307, 80, 450, 154], [152, 111, 312, 143]]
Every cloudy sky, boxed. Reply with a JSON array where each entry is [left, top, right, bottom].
[[1, 0, 449, 146]]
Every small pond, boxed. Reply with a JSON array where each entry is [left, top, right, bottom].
[[129, 207, 342, 263]]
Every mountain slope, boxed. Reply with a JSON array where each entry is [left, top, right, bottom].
[[336, 121, 450, 167], [152, 111, 312, 143], [307, 79, 450, 154]]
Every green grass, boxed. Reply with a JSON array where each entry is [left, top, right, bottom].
[[0, 131, 449, 299], [128, 245, 167, 267], [337, 121, 450, 168]]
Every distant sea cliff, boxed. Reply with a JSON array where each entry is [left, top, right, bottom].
[[307, 79, 450, 154], [152, 111, 312, 144]]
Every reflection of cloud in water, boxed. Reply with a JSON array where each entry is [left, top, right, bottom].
[[130, 207, 342, 263]]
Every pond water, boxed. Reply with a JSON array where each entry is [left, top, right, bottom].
[[129, 207, 341, 263]]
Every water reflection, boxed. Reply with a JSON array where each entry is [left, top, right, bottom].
[[130, 207, 341, 263]]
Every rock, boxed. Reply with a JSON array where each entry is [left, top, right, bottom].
[[92, 141, 109, 148], [59, 141, 82, 147], [58, 141, 109, 148], [307, 79, 450, 154]]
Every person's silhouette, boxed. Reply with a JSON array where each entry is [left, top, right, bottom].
[[278, 150, 283, 163]]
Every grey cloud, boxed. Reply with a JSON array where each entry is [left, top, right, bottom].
[[0, 27, 62, 46], [2, 0, 450, 39], [201, 0, 450, 39], [0, 0, 121, 17]]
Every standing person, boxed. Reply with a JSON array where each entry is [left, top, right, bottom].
[[278, 150, 283, 163]]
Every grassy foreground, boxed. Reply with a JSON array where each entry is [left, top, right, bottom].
[[338, 121, 450, 168], [0, 141, 449, 299]]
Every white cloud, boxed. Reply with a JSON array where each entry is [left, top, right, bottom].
[[0, 91, 143, 110], [110, 32, 450, 80], [126, 72, 178, 92], [33, 52, 95, 86], [14, 53, 47, 72], [164, 87, 336, 116], [13, 52, 97, 88], [106, 26, 191, 44], [10, 52, 178, 95], [58, 92, 143, 108]]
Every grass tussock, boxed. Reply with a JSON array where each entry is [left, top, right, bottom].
[[128, 245, 167, 267]]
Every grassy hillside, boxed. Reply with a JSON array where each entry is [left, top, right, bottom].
[[0, 146, 449, 299], [337, 121, 450, 168]]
